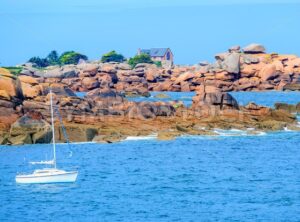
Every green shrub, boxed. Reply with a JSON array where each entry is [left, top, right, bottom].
[[153, 61, 162, 67], [28, 57, 49, 67], [2, 66, 22, 75], [59, 51, 88, 65], [46, 50, 60, 65], [101, 50, 125, 63], [28, 50, 88, 67], [128, 53, 153, 68]]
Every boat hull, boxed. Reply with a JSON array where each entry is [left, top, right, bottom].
[[16, 171, 78, 184]]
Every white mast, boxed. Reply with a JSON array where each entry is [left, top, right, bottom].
[[50, 89, 57, 169]]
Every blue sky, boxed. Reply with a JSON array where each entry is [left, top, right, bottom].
[[1, 0, 300, 65]]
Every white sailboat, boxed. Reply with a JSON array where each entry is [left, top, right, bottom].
[[16, 90, 78, 184]]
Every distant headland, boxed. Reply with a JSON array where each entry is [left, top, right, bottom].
[[1, 43, 300, 145]]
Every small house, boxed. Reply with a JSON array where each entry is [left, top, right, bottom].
[[137, 48, 174, 67]]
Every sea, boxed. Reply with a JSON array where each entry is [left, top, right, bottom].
[[0, 91, 300, 221]]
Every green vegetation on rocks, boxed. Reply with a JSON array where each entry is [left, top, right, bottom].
[[28, 57, 49, 68], [101, 51, 125, 63], [28, 50, 88, 67], [47, 50, 60, 65], [1, 67, 22, 75], [59, 51, 88, 65], [128, 53, 153, 68], [153, 61, 162, 67]]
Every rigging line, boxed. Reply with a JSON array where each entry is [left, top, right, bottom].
[[54, 108, 70, 143], [54, 107, 74, 157]]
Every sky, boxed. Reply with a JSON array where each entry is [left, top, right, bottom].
[[1, 0, 300, 66]]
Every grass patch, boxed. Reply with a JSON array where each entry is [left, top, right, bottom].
[[1, 66, 22, 75]]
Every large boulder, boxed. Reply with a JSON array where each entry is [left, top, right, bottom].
[[40, 67, 78, 78], [0, 134, 8, 145], [0, 90, 11, 101], [43, 83, 77, 97], [0, 69, 23, 100], [77, 63, 99, 76], [116, 63, 132, 70], [123, 83, 151, 97], [215, 71, 236, 81], [86, 87, 122, 99], [18, 75, 39, 85], [32, 129, 52, 144], [243, 43, 266, 54], [8, 134, 32, 145], [258, 64, 279, 81], [215, 52, 230, 61], [283, 83, 300, 91], [128, 103, 156, 119], [145, 68, 158, 82], [19, 68, 35, 77], [0, 99, 20, 129], [274, 103, 298, 113], [237, 77, 260, 91], [155, 103, 176, 116], [0, 70, 21, 128], [9, 111, 52, 145], [0, 68, 13, 77], [20, 82, 41, 99], [127, 102, 175, 119], [23, 100, 49, 111], [228, 45, 241, 53], [222, 52, 240, 74], [192, 85, 239, 115], [243, 102, 270, 116], [10, 111, 50, 136], [82, 77, 100, 90], [180, 81, 191, 92], [97, 73, 117, 86], [174, 72, 195, 84], [241, 55, 260, 64], [58, 125, 98, 142], [100, 64, 117, 74]]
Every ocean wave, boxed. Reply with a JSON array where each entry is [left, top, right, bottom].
[[283, 127, 292, 131], [256, 131, 267, 136], [213, 128, 248, 136], [124, 134, 157, 141], [213, 128, 267, 137]]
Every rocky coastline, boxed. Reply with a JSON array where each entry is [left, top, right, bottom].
[[1, 43, 300, 145], [16, 43, 300, 94]]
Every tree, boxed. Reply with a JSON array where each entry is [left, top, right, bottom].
[[59, 51, 88, 65], [153, 61, 162, 67], [101, 50, 125, 63], [28, 56, 49, 68], [128, 53, 153, 68], [46, 50, 60, 65]]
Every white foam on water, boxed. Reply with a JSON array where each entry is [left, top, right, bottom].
[[213, 128, 248, 136], [125, 134, 157, 141], [213, 128, 268, 137], [256, 131, 267, 136], [284, 127, 292, 131]]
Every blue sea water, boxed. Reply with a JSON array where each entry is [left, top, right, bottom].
[[77, 91, 300, 108], [230, 91, 300, 108], [1, 92, 300, 221], [127, 91, 196, 107]]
